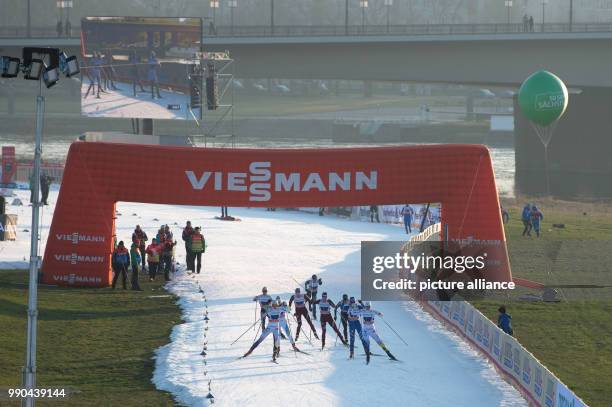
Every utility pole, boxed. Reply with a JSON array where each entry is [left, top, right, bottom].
[[270, 0, 275, 34], [27, 0, 31, 38], [345, 0, 349, 35], [569, 0, 573, 31]]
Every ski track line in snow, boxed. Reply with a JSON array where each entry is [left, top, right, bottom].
[[1, 190, 527, 407]]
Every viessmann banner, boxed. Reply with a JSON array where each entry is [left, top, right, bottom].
[[42, 141, 508, 286]]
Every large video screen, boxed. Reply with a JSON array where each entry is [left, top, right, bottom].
[[80, 17, 202, 120]]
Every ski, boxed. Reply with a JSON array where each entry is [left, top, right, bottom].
[[294, 349, 310, 356], [361, 353, 384, 357], [271, 359, 278, 364]]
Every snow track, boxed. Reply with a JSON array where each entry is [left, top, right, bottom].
[[1, 190, 527, 406]]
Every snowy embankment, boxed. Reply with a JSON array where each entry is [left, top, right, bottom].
[[0, 189, 527, 406]]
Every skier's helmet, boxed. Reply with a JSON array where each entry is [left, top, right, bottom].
[[349, 296, 356, 304], [311, 274, 317, 280], [295, 287, 300, 294], [262, 286, 268, 294], [322, 292, 327, 298], [364, 302, 371, 309], [342, 294, 348, 300]]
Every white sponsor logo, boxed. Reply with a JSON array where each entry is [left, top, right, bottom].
[[52, 274, 103, 284], [0, 222, 17, 234], [55, 233, 105, 245], [54, 253, 105, 265], [186, 161, 378, 202]]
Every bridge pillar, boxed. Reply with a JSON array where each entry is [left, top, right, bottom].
[[363, 81, 373, 98], [514, 87, 612, 199]]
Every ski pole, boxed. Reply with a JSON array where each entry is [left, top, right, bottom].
[[230, 318, 260, 346], [380, 316, 409, 347], [291, 277, 306, 290], [253, 321, 261, 343], [254, 302, 258, 332]]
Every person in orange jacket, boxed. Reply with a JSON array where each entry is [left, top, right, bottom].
[[145, 238, 162, 281]]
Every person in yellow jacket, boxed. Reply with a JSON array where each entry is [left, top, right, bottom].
[[187, 226, 206, 274]]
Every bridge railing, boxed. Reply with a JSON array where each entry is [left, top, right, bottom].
[[3, 22, 612, 39]]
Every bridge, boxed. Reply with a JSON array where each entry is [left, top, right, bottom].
[[2, 22, 612, 87]]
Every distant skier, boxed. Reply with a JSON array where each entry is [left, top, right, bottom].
[[305, 274, 323, 319], [334, 293, 351, 340], [253, 287, 272, 330], [347, 297, 368, 360], [148, 51, 162, 99], [369, 205, 380, 223], [361, 302, 397, 363], [401, 204, 414, 234], [103, 49, 119, 91], [315, 292, 347, 349], [289, 287, 319, 341], [128, 50, 146, 96], [243, 300, 296, 362], [276, 296, 300, 351]]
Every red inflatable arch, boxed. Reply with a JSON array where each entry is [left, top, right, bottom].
[[42, 142, 511, 286]]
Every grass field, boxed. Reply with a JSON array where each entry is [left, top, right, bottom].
[[0, 271, 180, 406], [471, 197, 612, 407]]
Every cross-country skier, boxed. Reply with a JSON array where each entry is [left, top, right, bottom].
[[243, 300, 297, 362], [289, 287, 319, 341], [334, 294, 351, 340], [253, 287, 272, 330], [276, 296, 301, 351], [315, 292, 347, 349], [401, 204, 414, 234], [347, 297, 368, 360], [361, 302, 397, 364], [305, 274, 323, 319]]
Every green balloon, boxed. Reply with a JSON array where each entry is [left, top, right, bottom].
[[518, 70, 568, 126]]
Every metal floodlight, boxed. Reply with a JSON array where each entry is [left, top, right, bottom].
[[60, 52, 80, 77], [43, 66, 60, 88], [23, 59, 45, 81], [1, 56, 21, 78]]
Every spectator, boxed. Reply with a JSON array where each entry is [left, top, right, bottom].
[[521, 203, 532, 236], [56, 20, 63, 37], [182, 221, 195, 271], [111, 241, 130, 289], [145, 238, 162, 281], [65, 20, 72, 37], [497, 306, 513, 336], [40, 174, 52, 205], [161, 233, 176, 282], [132, 225, 148, 270], [501, 205, 509, 224], [369, 205, 380, 223], [130, 241, 143, 291], [522, 14, 528, 32], [530, 205, 544, 237], [529, 15, 534, 32], [188, 226, 206, 274]]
